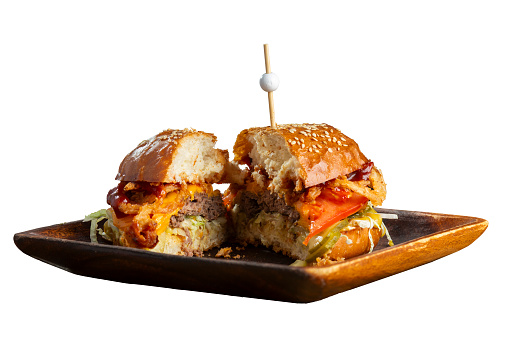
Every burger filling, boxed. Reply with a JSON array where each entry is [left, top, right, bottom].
[[227, 161, 391, 262], [101, 181, 227, 255]]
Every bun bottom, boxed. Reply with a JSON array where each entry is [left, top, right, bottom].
[[107, 216, 229, 256], [318, 226, 382, 265], [230, 206, 382, 265]]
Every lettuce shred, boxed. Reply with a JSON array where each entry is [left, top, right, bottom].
[[84, 209, 119, 244]]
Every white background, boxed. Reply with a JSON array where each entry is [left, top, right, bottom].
[[1, 1, 507, 338]]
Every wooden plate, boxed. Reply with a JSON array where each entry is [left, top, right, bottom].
[[13, 208, 487, 303]]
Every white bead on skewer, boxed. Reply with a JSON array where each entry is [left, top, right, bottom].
[[260, 73, 279, 92]]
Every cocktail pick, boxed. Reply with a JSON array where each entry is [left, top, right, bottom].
[[260, 44, 279, 128]]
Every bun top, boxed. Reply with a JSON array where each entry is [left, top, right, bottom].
[[116, 128, 228, 184], [233, 123, 368, 190]]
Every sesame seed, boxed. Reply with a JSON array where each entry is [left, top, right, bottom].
[[336, 147, 340, 151], [294, 136, 299, 140], [308, 147, 313, 152], [300, 138, 304, 143], [312, 133, 317, 137], [312, 137, 318, 141], [340, 137, 346, 141], [317, 144, 322, 149], [312, 144, 318, 148], [314, 149, 320, 153], [328, 147, 333, 152], [301, 144, 305, 149]]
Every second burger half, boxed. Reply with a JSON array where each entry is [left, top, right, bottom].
[[225, 123, 392, 265]]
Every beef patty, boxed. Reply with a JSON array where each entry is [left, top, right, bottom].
[[170, 192, 226, 228], [235, 191, 300, 223]]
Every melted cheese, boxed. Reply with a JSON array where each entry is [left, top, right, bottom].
[[154, 184, 206, 235]]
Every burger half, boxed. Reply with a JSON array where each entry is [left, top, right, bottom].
[[90, 128, 230, 256], [224, 123, 392, 266]]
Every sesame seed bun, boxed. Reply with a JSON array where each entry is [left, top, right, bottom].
[[116, 128, 228, 184], [233, 123, 368, 190]]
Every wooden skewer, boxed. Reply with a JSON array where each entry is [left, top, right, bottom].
[[263, 44, 276, 129], [264, 44, 272, 74], [268, 92, 276, 128]]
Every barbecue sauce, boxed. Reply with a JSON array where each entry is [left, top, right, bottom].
[[107, 182, 129, 218], [347, 161, 374, 181]]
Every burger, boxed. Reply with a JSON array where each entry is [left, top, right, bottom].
[[90, 128, 230, 256], [224, 123, 392, 266]]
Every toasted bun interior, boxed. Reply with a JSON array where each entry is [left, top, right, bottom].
[[233, 123, 368, 190], [116, 129, 228, 184]]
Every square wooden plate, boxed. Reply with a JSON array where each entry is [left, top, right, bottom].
[[13, 208, 487, 303]]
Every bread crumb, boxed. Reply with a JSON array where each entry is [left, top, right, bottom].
[[215, 247, 233, 258], [235, 246, 245, 251]]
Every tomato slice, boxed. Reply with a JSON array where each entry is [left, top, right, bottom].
[[302, 189, 368, 245]]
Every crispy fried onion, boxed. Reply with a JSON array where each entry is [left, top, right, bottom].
[[327, 166, 386, 206], [127, 220, 159, 248], [110, 182, 208, 249], [303, 186, 322, 202], [111, 203, 162, 249], [109, 206, 159, 249], [117, 183, 181, 215]]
